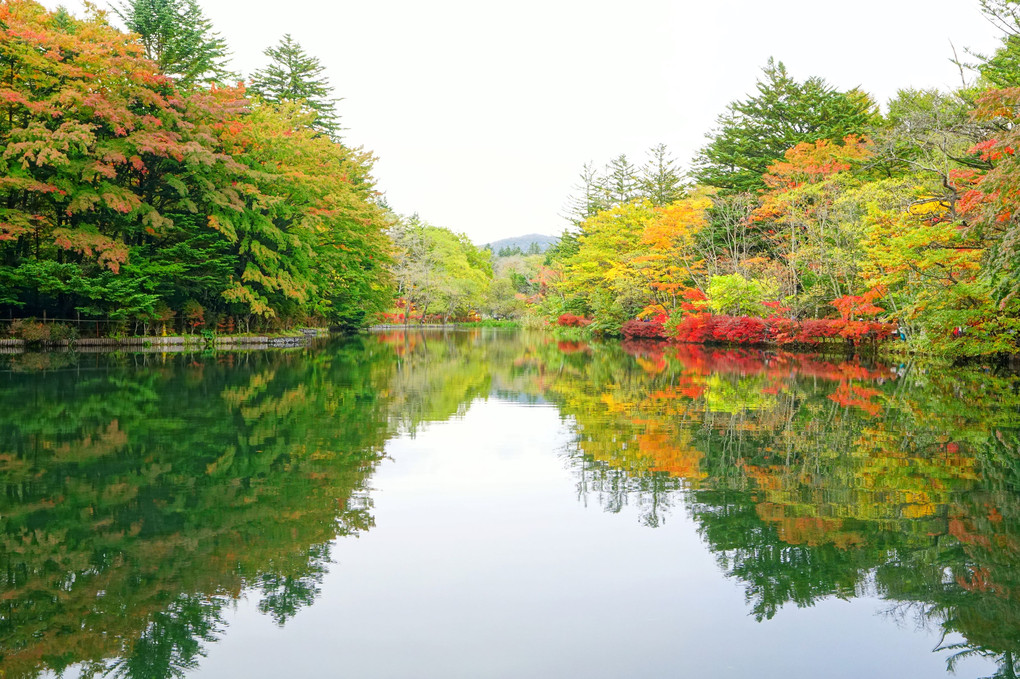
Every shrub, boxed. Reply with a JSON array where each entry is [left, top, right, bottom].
[[769, 317, 799, 344], [520, 313, 547, 330], [621, 319, 667, 339], [377, 311, 406, 324], [217, 316, 237, 334], [182, 300, 205, 332], [557, 313, 592, 328], [671, 313, 715, 343], [10, 319, 50, 342], [48, 323, 79, 342], [710, 315, 769, 344], [795, 318, 844, 345], [668, 313, 896, 348]]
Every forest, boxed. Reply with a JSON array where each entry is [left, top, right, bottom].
[[5, 0, 1020, 358], [0, 0, 391, 333], [390, 0, 1020, 359], [526, 10, 1020, 359]]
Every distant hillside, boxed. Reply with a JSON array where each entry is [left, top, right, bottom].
[[485, 233, 559, 256]]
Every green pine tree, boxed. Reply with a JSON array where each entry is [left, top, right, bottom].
[[563, 161, 609, 226], [968, 0, 1020, 87], [250, 34, 341, 137], [115, 0, 235, 86], [605, 154, 640, 205], [694, 58, 877, 194], [639, 143, 685, 206]]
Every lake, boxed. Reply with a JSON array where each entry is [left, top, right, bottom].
[[3, 329, 1019, 678]]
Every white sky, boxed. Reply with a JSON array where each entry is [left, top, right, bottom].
[[47, 0, 1005, 244]]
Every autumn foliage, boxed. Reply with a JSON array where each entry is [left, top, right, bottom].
[[669, 313, 894, 346], [621, 319, 667, 339], [0, 0, 391, 331], [557, 313, 592, 327]]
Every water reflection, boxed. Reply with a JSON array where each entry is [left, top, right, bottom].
[[1, 331, 1019, 678], [535, 339, 1020, 677], [0, 345, 389, 678]]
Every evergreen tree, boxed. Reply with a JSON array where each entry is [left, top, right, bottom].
[[564, 161, 609, 226], [639, 143, 685, 206], [605, 154, 640, 205], [694, 58, 876, 194], [115, 0, 234, 86], [250, 34, 341, 137], [544, 230, 580, 266], [969, 0, 1020, 87]]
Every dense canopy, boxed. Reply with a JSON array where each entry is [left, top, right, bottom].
[[0, 0, 390, 333]]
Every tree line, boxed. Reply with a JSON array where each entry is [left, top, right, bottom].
[[532, 3, 1020, 357], [9, 0, 1020, 356], [0, 0, 542, 336], [382, 1, 1020, 358]]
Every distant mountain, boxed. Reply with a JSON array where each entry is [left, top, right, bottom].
[[485, 233, 559, 256]]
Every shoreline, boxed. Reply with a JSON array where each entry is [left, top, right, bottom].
[[7, 324, 1016, 367], [368, 323, 520, 331], [1, 323, 529, 355], [0, 328, 331, 353]]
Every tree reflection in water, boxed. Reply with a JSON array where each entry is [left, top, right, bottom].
[[1, 331, 1018, 677]]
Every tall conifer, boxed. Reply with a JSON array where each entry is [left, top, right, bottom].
[[115, 0, 235, 86], [639, 144, 685, 207], [250, 34, 341, 137], [694, 58, 876, 194]]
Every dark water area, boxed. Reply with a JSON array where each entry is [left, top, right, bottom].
[[2, 330, 1019, 678]]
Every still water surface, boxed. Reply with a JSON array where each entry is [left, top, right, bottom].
[[3, 329, 1019, 678]]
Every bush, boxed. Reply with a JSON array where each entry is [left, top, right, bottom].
[[557, 313, 592, 328], [711, 315, 769, 344], [668, 313, 896, 348], [769, 317, 799, 343], [182, 300, 205, 332], [519, 313, 548, 330], [48, 323, 79, 342], [10, 319, 50, 342], [6, 320, 79, 344], [839, 320, 895, 342], [794, 318, 843, 344], [377, 311, 406, 324], [621, 319, 667, 339], [671, 313, 715, 343]]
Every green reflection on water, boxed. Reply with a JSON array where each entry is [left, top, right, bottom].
[[1, 330, 1020, 678]]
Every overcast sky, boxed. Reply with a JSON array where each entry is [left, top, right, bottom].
[[47, 0, 1006, 244]]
